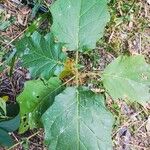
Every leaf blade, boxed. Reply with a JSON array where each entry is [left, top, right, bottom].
[[42, 87, 114, 150], [102, 55, 150, 106], [19, 32, 67, 79], [51, 0, 110, 51], [17, 77, 63, 133]]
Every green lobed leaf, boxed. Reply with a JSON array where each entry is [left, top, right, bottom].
[[51, 0, 110, 51], [19, 32, 67, 79], [17, 77, 63, 133], [102, 55, 150, 106], [42, 87, 114, 150]]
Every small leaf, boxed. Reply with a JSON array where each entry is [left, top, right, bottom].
[[102, 55, 150, 106], [0, 98, 6, 116], [59, 58, 75, 79], [42, 87, 114, 149], [17, 77, 63, 133], [0, 128, 13, 147], [1, 96, 9, 102], [30, 0, 42, 18], [51, 0, 110, 51], [0, 20, 11, 31], [19, 32, 67, 79]]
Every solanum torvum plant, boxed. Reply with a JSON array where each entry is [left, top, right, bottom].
[[16, 0, 150, 149]]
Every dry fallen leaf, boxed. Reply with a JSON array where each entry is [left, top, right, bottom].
[[17, 6, 31, 26]]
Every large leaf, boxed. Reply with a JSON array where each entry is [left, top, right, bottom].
[[20, 32, 67, 79], [17, 77, 63, 133], [42, 87, 114, 150], [102, 55, 150, 106], [51, 0, 110, 51]]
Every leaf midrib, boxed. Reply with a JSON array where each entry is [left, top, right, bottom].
[[103, 73, 150, 85], [24, 51, 63, 67], [33, 51, 61, 64], [76, 89, 80, 149], [76, 1, 106, 49]]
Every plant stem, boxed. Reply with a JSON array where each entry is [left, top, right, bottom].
[[75, 50, 80, 150], [75, 51, 79, 87]]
